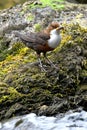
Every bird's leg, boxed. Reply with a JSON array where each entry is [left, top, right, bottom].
[[37, 54, 46, 72], [43, 53, 57, 69]]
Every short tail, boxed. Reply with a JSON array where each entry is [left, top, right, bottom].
[[14, 31, 22, 38], [14, 31, 29, 47]]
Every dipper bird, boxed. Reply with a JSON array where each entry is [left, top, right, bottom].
[[14, 22, 63, 71]]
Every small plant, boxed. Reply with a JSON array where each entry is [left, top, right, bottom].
[[26, 14, 34, 22], [27, 0, 64, 10], [34, 23, 42, 32], [40, 0, 64, 9]]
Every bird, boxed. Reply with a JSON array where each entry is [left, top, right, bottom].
[[14, 22, 63, 71]]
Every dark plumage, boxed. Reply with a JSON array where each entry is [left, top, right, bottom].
[[14, 22, 63, 71], [14, 32, 50, 52]]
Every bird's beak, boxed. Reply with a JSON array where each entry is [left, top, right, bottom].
[[56, 27, 64, 31]]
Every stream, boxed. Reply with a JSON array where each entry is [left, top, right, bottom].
[[0, 109, 87, 130]]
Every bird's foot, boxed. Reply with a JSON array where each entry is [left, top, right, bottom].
[[45, 57, 58, 70], [50, 62, 58, 69], [39, 64, 47, 72], [38, 58, 47, 72]]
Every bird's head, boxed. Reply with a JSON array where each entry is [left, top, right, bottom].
[[50, 26, 64, 35], [43, 22, 63, 35], [48, 21, 60, 30]]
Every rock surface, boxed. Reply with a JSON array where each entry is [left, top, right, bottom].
[[67, 0, 87, 4], [0, 0, 87, 121], [76, 0, 87, 4]]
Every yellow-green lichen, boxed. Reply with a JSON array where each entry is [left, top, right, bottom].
[[79, 85, 87, 92], [34, 23, 42, 32], [26, 13, 34, 22], [25, 0, 64, 10], [40, 0, 64, 10], [0, 87, 22, 104]]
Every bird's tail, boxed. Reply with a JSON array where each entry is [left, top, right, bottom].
[[14, 31, 30, 47], [14, 31, 22, 38], [14, 31, 26, 42]]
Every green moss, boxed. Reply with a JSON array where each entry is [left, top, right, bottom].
[[40, 0, 64, 9], [26, 52, 37, 62], [0, 0, 27, 10], [0, 87, 22, 104], [81, 70, 87, 77], [31, 73, 45, 80], [0, 82, 8, 87], [0, 38, 7, 50], [0, 41, 26, 62], [27, 0, 64, 10], [9, 42, 25, 55], [0, 42, 34, 77], [0, 96, 8, 103], [26, 14, 34, 22], [30, 87, 52, 103], [82, 60, 87, 70], [54, 93, 63, 98], [34, 23, 42, 32], [79, 85, 87, 91]]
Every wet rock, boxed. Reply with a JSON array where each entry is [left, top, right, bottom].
[[38, 98, 70, 116], [74, 89, 87, 111], [67, 0, 87, 3], [38, 105, 48, 115], [5, 103, 26, 119], [76, 0, 87, 4], [15, 119, 23, 127]]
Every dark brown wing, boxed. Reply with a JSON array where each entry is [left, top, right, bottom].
[[24, 32, 50, 45], [36, 32, 50, 40], [14, 31, 50, 46]]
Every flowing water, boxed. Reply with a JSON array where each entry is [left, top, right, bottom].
[[0, 109, 87, 130]]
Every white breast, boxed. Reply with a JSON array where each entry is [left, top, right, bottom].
[[48, 30, 61, 49]]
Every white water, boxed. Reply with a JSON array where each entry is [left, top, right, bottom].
[[0, 110, 87, 130]]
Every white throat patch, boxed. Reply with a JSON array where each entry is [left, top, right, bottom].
[[48, 29, 61, 49]]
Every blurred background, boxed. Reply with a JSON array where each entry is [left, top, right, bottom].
[[0, 0, 28, 10], [0, 0, 87, 10]]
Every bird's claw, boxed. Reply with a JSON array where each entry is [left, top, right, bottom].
[[39, 64, 47, 72]]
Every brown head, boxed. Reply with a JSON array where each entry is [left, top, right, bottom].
[[49, 21, 60, 29], [43, 21, 60, 34]]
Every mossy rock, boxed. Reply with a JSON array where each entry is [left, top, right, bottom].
[[4, 103, 26, 119], [0, 23, 87, 120]]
